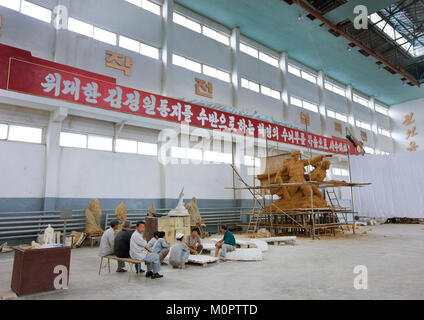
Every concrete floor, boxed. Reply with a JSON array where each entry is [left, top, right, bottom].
[[0, 224, 423, 300]]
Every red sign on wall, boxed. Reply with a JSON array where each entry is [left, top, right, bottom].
[[6, 57, 353, 155]]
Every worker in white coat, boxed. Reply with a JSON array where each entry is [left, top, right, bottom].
[[99, 220, 120, 257]]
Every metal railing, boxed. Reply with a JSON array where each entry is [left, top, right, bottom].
[[0, 207, 252, 244]]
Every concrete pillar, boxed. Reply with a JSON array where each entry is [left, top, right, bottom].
[[160, 0, 174, 96], [52, 0, 71, 64], [369, 96, 379, 152], [43, 107, 68, 211], [279, 51, 289, 122], [346, 85, 356, 133], [230, 27, 241, 108], [317, 70, 327, 136]]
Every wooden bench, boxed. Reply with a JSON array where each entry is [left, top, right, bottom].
[[99, 255, 145, 282]]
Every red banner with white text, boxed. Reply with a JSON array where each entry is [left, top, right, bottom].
[[6, 57, 358, 155]]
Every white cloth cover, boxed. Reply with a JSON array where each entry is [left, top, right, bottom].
[[350, 151, 424, 218], [247, 239, 269, 252]]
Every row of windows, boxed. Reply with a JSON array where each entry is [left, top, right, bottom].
[[68, 17, 160, 59], [125, 0, 161, 16], [327, 109, 348, 123], [324, 81, 346, 97], [241, 78, 281, 100], [0, 0, 52, 23], [355, 120, 372, 131], [378, 128, 391, 137], [0, 123, 43, 144], [239, 43, 279, 68], [172, 54, 231, 83], [353, 94, 369, 108], [288, 64, 317, 84], [173, 12, 230, 46], [290, 96, 319, 113]]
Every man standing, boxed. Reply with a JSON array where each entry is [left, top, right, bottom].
[[214, 225, 236, 261], [130, 221, 163, 279], [169, 233, 190, 269], [114, 220, 138, 273], [99, 220, 120, 257], [186, 228, 203, 255]]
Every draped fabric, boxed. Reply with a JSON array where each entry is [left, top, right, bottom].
[[350, 150, 424, 218]]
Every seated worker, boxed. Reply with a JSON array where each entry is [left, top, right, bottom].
[[169, 233, 189, 269], [152, 231, 170, 265], [99, 220, 120, 257], [114, 220, 142, 273], [130, 221, 163, 279], [214, 225, 236, 261], [186, 228, 203, 255], [147, 231, 159, 250]]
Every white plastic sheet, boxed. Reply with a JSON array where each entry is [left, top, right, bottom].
[[350, 151, 424, 218]]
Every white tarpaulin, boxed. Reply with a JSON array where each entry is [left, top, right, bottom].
[[351, 150, 424, 218]]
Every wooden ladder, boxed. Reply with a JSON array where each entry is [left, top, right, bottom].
[[247, 211, 261, 234], [326, 189, 348, 225]]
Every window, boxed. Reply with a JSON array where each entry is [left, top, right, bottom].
[[353, 94, 369, 107], [202, 64, 230, 83], [116, 139, 138, 154], [220, 153, 233, 164], [0, 0, 21, 11], [288, 64, 301, 77], [187, 148, 202, 161], [325, 81, 346, 97], [8, 125, 42, 144], [138, 142, 157, 156], [242, 78, 280, 99], [173, 12, 201, 33], [172, 54, 201, 73], [288, 64, 317, 84], [244, 155, 261, 167], [0, 123, 8, 139], [68, 17, 94, 38], [356, 120, 371, 131], [139, 42, 159, 59], [202, 26, 230, 46], [172, 146, 187, 159], [204, 150, 220, 162], [240, 43, 258, 59], [327, 109, 348, 123], [87, 135, 113, 151], [60, 132, 87, 149], [375, 104, 389, 115], [125, 0, 161, 16], [364, 146, 375, 154], [93, 27, 117, 46], [332, 167, 349, 177], [378, 128, 391, 137], [290, 96, 318, 113], [20, 0, 51, 23], [259, 52, 279, 68]]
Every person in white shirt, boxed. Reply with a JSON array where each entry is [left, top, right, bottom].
[[130, 221, 163, 279], [99, 220, 120, 257]]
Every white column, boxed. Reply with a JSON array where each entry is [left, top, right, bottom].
[[317, 70, 327, 136], [43, 107, 68, 211], [369, 97, 379, 152], [160, 0, 175, 96], [52, 0, 71, 64], [346, 85, 356, 132], [230, 27, 241, 108], [279, 51, 289, 122]]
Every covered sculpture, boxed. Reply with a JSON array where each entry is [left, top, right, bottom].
[[258, 150, 332, 209], [185, 197, 201, 225], [115, 202, 127, 223], [85, 198, 103, 234], [148, 203, 156, 217]]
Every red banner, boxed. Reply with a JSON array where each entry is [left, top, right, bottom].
[[6, 57, 353, 155]]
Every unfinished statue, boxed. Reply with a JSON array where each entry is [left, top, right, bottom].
[[85, 198, 103, 235], [148, 203, 156, 217], [43, 224, 55, 245], [185, 197, 202, 225], [259, 150, 332, 209], [115, 202, 127, 223]]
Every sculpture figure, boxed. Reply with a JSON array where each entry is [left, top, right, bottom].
[[85, 198, 103, 235], [43, 224, 55, 245], [115, 202, 127, 223]]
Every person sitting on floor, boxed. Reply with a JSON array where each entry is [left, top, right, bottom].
[[130, 221, 163, 279], [147, 231, 159, 250], [186, 228, 203, 255], [152, 231, 170, 265], [214, 225, 236, 261], [114, 220, 143, 273], [99, 220, 120, 257], [169, 233, 189, 269]]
